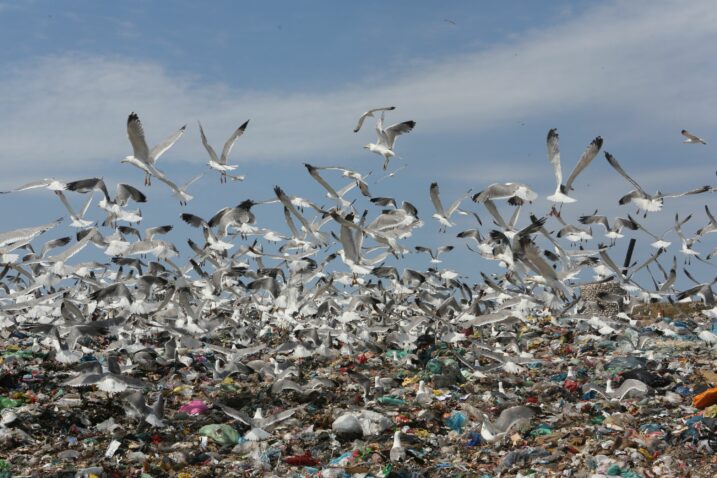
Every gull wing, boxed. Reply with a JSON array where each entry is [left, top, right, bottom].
[[305, 163, 340, 199], [546, 128, 562, 190], [383, 120, 416, 149], [353, 106, 395, 133], [198, 121, 219, 164], [127, 112, 150, 163], [150, 124, 187, 163], [563, 136, 603, 193], [429, 182, 445, 217], [604, 152, 646, 195], [220, 120, 249, 164]]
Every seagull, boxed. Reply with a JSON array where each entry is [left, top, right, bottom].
[[578, 211, 638, 245], [472, 183, 537, 205], [364, 112, 416, 170], [415, 245, 454, 263], [479, 405, 535, 443], [2, 179, 94, 228], [605, 152, 710, 215], [156, 173, 204, 206], [696, 205, 717, 237], [674, 213, 700, 264], [682, 129, 707, 144], [64, 178, 147, 225], [198, 120, 249, 183], [546, 129, 603, 203], [123, 112, 186, 186], [0, 218, 62, 248], [121, 391, 165, 427], [582, 378, 648, 400], [353, 106, 396, 133], [429, 182, 470, 231], [389, 431, 406, 462]]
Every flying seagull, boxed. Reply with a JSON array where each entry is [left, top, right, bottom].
[[123, 112, 186, 186], [353, 106, 396, 133], [198, 120, 249, 183], [546, 129, 603, 203], [364, 112, 416, 170], [605, 152, 710, 215], [2, 179, 94, 228], [429, 182, 470, 231], [682, 129, 707, 144]]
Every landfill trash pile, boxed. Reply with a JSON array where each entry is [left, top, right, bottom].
[[1, 114, 717, 477]]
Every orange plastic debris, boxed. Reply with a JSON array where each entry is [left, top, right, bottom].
[[692, 387, 717, 409]]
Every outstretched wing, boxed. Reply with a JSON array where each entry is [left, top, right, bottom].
[[563, 136, 603, 192], [353, 106, 395, 133], [429, 182, 445, 217], [383, 120, 416, 149], [198, 121, 219, 164], [127, 112, 150, 163], [220, 120, 249, 164], [150, 124, 187, 163], [604, 152, 646, 195], [546, 128, 562, 190]]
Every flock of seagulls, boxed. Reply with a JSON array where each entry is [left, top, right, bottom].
[[0, 105, 715, 461]]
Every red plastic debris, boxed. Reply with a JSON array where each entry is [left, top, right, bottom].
[[284, 451, 319, 466], [563, 379, 580, 393]]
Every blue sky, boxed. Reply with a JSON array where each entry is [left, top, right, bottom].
[[1, 0, 717, 285]]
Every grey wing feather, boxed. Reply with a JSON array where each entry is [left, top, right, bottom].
[[564, 136, 602, 192], [429, 183, 445, 217], [150, 124, 187, 163], [127, 113, 150, 162], [384, 120, 416, 149], [220, 120, 249, 164], [547, 129, 562, 189], [604, 152, 645, 194], [198, 122, 219, 164]]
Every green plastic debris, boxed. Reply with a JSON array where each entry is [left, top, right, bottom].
[[607, 464, 622, 475], [385, 349, 408, 359], [2, 350, 34, 359], [0, 397, 21, 410], [426, 358, 443, 375], [377, 396, 406, 406], [198, 424, 240, 445], [530, 424, 553, 436]]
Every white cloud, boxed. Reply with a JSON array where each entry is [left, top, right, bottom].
[[0, 0, 716, 184]]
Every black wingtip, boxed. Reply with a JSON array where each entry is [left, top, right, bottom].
[[128, 112, 139, 124], [239, 119, 250, 130], [593, 136, 603, 148]]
